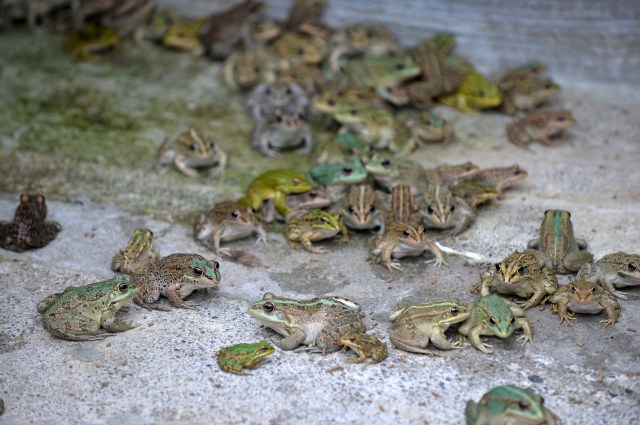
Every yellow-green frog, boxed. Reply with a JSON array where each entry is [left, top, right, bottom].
[[457, 294, 533, 354], [64, 25, 120, 60], [111, 228, 159, 275], [216, 340, 275, 375], [132, 253, 221, 310], [465, 385, 558, 425], [193, 201, 267, 255], [451, 181, 500, 210], [389, 299, 470, 355], [285, 209, 349, 254], [577, 252, 640, 300], [238, 169, 314, 217], [470, 164, 528, 193], [248, 292, 365, 353], [438, 70, 503, 113], [473, 251, 558, 310], [157, 128, 227, 178], [161, 18, 206, 55], [549, 280, 620, 327], [37, 275, 139, 341], [339, 333, 388, 365], [398, 110, 454, 145]]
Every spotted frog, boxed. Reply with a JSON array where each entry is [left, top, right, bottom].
[[549, 280, 620, 327], [222, 47, 276, 91], [285, 209, 349, 254], [111, 228, 159, 275], [37, 275, 139, 341], [465, 385, 558, 425], [340, 333, 388, 365], [132, 253, 221, 310], [470, 164, 527, 193], [577, 252, 640, 300], [389, 299, 470, 355], [161, 18, 205, 55], [420, 184, 476, 236], [216, 340, 275, 375], [0, 193, 62, 252], [157, 128, 227, 178]]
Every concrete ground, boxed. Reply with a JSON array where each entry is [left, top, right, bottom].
[[1, 31, 640, 424]]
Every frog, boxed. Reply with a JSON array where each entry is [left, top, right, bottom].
[[135, 8, 180, 44], [438, 70, 503, 113], [308, 157, 368, 188], [424, 162, 482, 186], [274, 61, 327, 96], [337, 184, 385, 232], [470, 164, 528, 193], [549, 280, 620, 328], [193, 201, 267, 255], [451, 181, 501, 209], [0, 193, 62, 252], [420, 184, 476, 236], [501, 78, 561, 116], [371, 187, 445, 271], [260, 186, 332, 223], [525, 209, 593, 274], [284, 209, 349, 254], [74, 0, 156, 39], [222, 47, 277, 91], [238, 169, 314, 217], [161, 18, 206, 55], [465, 385, 559, 425], [216, 340, 275, 375], [389, 299, 470, 355], [64, 25, 120, 60], [339, 332, 388, 365], [577, 252, 640, 300], [247, 292, 365, 353], [247, 82, 309, 122], [157, 128, 227, 178], [37, 275, 139, 341], [342, 54, 421, 105], [252, 107, 314, 157], [199, 0, 265, 59], [132, 253, 221, 310], [506, 110, 577, 149], [328, 23, 399, 72], [250, 18, 282, 46], [111, 228, 159, 275], [497, 61, 548, 90], [271, 31, 326, 65], [473, 251, 558, 310], [398, 110, 454, 145], [311, 86, 385, 117], [457, 294, 533, 354]]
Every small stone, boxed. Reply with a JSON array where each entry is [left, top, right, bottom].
[[528, 374, 543, 383]]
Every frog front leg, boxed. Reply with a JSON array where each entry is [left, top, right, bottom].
[[101, 311, 138, 333], [514, 318, 534, 345], [279, 328, 306, 350], [174, 155, 200, 178], [165, 282, 198, 309], [430, 328, 464, 350], [599, 297, 620, 328], [272, 192, 290, 217], [295, 128, 314, 155], [467, 327, 493, 354], [301, 231, 329, 254]]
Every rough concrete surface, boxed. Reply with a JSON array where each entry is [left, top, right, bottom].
[[1, 29, 640, 425]]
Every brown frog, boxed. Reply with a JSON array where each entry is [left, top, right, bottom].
[[420, 184, 476, 236], [577, 252, 640, 300], [337, 184, 385, 232], [0, 193, 62, 252], [470, 164, 527, 193], [549, 280, 620, 327], [506, 110, 576, 149], [424, 162, 481, 186]]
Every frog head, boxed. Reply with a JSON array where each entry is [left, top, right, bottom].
[[466, 385, 555, 425], [247, 293, 295, 335], [106, 275, 140, 307], [273, 32, 325, 64], [421, 185, 456, 226], [365, 152, 398, 178], [478, 295, 517, 338], [185, 256, 221, 290], [306, 210, 343, 234], [309, 157, 368, 186]]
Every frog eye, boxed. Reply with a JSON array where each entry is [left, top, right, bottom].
[[347, 205, 355, 214], [260, 345, 270, 351], [214, 261, 220, 269], [478, 90, 486, 97], [424, 119, 432, 126], [509, 317, 516, 325], [386, 86, 393, 93], [253, 66, 261, 74], [590, 287, 596, 294], [369, 205, 375, 213], [628, 263, 637, 272], [427, 205, 434, 214], [118, 283, 128, 292], [189, 144, 196, 151], [297, 47, 305, 55], [321, 216, 330, 223], [308, 191, 317, 198], [517, 265, 525, 274], [209, 142, 215, 149], [557, 115, 566, 122], [381, 158, 391, 167], [517, 400, 530, 410], [293, 178, 300, 185], [298, 113, 305, 120], [263, 302, 275, 312], [571, 285, 577, 293], [450, 308, 459, 315], [327, 99, 336, 106], [488, 317, 497, 326], [450, 205, 455, 213], [194, 267, 203, 276], [276, 115, 283, 123], [347, 148, 356, 155], [495, 263, 501, 271], [366, 30, 373, 38], [286, 87, 292, 95], [422, 227, 427, 234], [543, 209, 550, 215], [350, 109, 357, 116], [230, 211, 239, 219], [265, 87, 272, 95], [395, 63, 405, 70], [402, 229, 410, 237], [342, 166, 353, 175], [539, 396, 545, 405]]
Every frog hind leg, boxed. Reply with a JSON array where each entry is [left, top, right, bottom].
[[389, 330, 439, 356], [430, 328, 464, 350], [102, 312, 138, 333], [563, 250, 594, 273], [26, 221, 62, 248], [46, 313, 113, 341]]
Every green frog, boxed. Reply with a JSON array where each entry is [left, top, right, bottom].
[[285, 209, 349, 254], [251, 107, 314, 157], [64, 25, 120, 60], [506, 110, 577, 149], [498, 61, 548, 90], [365, 152, 427, 194], [157, 128, 227, 178], [199, 0, 265, 59], [222, 47, 277, 91], [577, 252, 640, 300], [216, 340, 275, 375], [247, 292, 365, 353], [526, 209, 593, 274], [328, 23, 399, 72], [132, 253, 221, 310], [193, 201, 267, 255], [37, 275, 139, 341], [238, 169, 314, 217], [308, 157, 368, 188], [438, 70, 503, 113], [272, 31, 326, 65], [389, 299, 470, 355], [111, 228, 159, 275], [399, 110, 454, 145], [0, 193, 62, 252], [339, 333, 388, 365], [161, 18, 206, 55], [465, 385, 558, 425], [473, 251, 558, 310], [470, 164, 528, 193], [338, 184, 385, 232], [549, 280, 620, 328], [420, 184, 476, 236], [247, 82, 309, 121], [501, 78, 561, 116], [458, 294, 533, 354], [260, 186, 332, 223]]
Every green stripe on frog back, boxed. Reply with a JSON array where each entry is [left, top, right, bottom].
[[553, 210, 561, 261]]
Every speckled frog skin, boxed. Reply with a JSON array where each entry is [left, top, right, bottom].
[[0, 193, 62, 252], [339, 333, 387, 365], [549, 280, 620, 327], [132, 253, 221, 310], [37, 275, 139, 341], [216, 340, 275, 375], [248, 292, 365, 353], [111, 228, 159, 274], [577, 252, 640, 300], [465, 385, 558, 425]]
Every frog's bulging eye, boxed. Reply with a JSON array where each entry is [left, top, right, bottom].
[[369, 205, 376, 213], [118, 283, 128, 292], [424, 119, 432, 126], [297, 47, 305, 55], [366, 30, 373, 39], [263, 302, 275, 312], [557, 115, 565, 122], [381, 159, 391, 167], [478, 90, 486, 97], [402, 229, 410, 237], [509, 317, 516, 325], [265, 88, 272, 95], [572, 285, 577, 293], [209, 142, 215, 149], [628, 263, 637, 272], [539, 396, 545, 405], [517, 400, 530, 410], [395, 63, 405, 70], [450, 308, 459, 315], [286, 87, 292, 95], [194, 267, 203, 276], [214, 261, 220, 269], [450, 205, 455, 213], [230, 211, 239, 219], [276, 115, 283, 123], [427, 206, 434, 214], [566, 211, 571, 217], [298, 113, 305, 120], [347, 205, 355, 214], [422, 227, 427, 234], [488, 317, 497, 325], [308, 191, 317, 198], [342, 166, 353, 175], [253, 66, 261, 74], [517, 266, 525, 274], [293, 178, 300, 185], [189, 144, 196, 151], [327, 99, 336, 106], [260, 346, 270, 351], [350, 109, 357, 116], [495, 263, 501, 271], [590, 287, 596, 294]]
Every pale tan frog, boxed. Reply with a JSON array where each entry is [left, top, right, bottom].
[[549, 280, 620, 327], [506, 110, 576, 149], [577, 252, 640, 300], [157, 129, 227, 177], [251, 107, 314, 157]]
